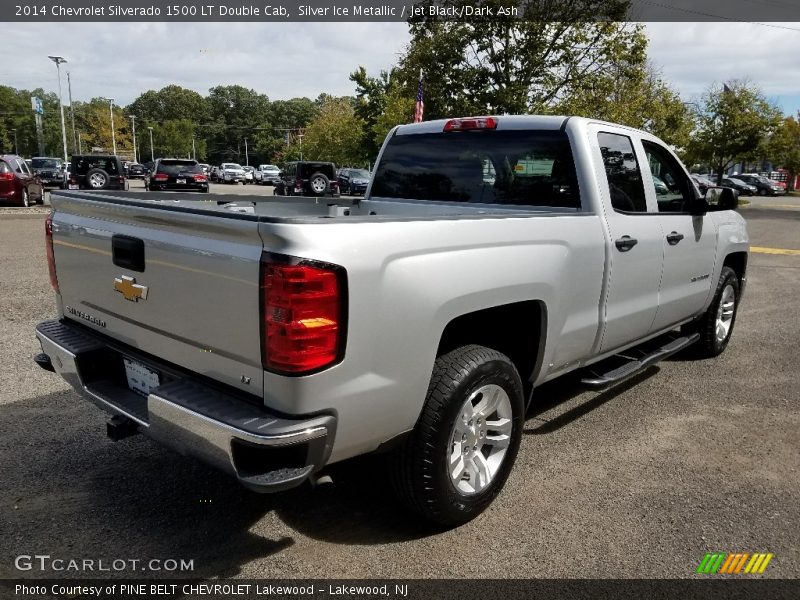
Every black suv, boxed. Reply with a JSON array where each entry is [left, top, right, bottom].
[[66, 155, 127, 191], [146, 159, 209, 193], [30, 157, 66, 187], [277, 161, 339, 197]]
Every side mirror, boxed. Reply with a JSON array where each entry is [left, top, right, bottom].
[[705, 186, 739, 211]]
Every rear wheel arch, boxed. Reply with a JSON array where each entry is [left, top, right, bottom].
[[436, 300, 548, 400]]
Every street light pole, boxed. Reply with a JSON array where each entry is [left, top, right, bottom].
[[147, 127, 154, 162], [11, 128, 17, 154], [100, 97, 117, 155], [130, 115, 137, 163], [244, 137, 249, 166], [48, 56, 69, 163], [191, 136, 196, 160], [67, 71, 78, 154]]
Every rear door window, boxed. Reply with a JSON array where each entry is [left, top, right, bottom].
[[597, 133, 648, 213], [371, 129, 580, 208]]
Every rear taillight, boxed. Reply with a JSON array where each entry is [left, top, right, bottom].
[[261, 255, 346, 374], [45, 215, 59, 292], [194, 174, 207, 182], [0, 172, 14, 181], [443, 116, 498, 132], [153, 173, 168, 181]]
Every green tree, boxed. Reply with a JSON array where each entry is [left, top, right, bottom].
[[390, 0, 637, 119], [768, 115, 800, 191], [686, 81, 782, 184], [77, 98, 133, 156], [301, 98, 367, 167], [127, 85, 209, 123], [350, 66, 395, 158], [554, 62, 694, 149]]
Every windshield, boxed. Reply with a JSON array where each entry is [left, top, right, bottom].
[[31, 158, 61, 169], [351, 169, 370, 179], [222, 163, 243, 170], [261, 165, 279, 171], [371, 129, 579, 208], [158, 160, 202, 175]]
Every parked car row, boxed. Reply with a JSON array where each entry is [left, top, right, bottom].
[[692, 172, 786, 196]]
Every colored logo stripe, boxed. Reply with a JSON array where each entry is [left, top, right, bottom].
[[697, 553, 774, 574]]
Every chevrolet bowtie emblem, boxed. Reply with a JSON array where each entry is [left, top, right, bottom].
[[114, 275, 148, 302]]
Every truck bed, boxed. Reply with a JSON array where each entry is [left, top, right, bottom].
[[52, 190, 580, 224]]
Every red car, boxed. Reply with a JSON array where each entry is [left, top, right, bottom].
[[0, 155, 44, 206]]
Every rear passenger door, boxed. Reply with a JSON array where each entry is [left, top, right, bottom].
[[640, 140, 718, 331], [592, 128, 665, 353]]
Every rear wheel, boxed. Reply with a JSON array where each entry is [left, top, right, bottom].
[[390, 345, 524, 527], [21, 188, 30, 207]]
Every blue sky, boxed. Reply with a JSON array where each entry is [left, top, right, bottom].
[[1, 22, 798, 116]]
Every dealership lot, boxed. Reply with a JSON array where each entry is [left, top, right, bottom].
[[0, 195, 797, 579]]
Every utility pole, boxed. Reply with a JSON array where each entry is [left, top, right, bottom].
[[67, 71, 77, 154], [48, 56, 69, 163], [11, 128, 17, 154], [100, 97, 116, 155], [147, 127, 154, 162], [244, 137, 249, 166], [191, 136, 196, 160], [78, 132, 82, 154], [130, 115, 137, 163]]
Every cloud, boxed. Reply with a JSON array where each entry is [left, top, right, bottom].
[[1, 22, 409, 104], [2, 21, 798, 115]]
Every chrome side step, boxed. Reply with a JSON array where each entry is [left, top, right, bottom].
[[581, 333, 700, 389]]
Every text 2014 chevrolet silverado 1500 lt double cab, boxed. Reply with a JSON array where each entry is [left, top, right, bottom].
[[35, 116, 748, 526]]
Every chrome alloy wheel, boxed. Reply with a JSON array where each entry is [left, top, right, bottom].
[[89, 173, 106, 188], [448, 384, 513, 495], [715, 283, 736, 343]]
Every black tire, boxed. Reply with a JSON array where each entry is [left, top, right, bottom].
[[21, 188, 30, 207], [308, 172, 330, 196], [685, 266, 740, 358], [390, 345, 524, 527], [85, 168, 110, 190]]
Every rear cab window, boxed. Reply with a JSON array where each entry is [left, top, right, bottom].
[[75, 157, 120, 175], [158, 160, 202, 175], [371, 129, 580, 208], [300, 163, 336, 179]]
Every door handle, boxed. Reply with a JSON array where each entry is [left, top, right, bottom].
[[614, 236, 638, 252], [666, 231, 685, 245]]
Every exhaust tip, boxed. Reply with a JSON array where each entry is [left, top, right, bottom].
[[107, 415, 139, 442], [33, 352, 55, 372]]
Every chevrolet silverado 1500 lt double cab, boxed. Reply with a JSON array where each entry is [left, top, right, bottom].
[[35, 116, 748, 526]]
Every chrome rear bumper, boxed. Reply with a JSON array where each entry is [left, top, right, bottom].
[[35, 319, 336, 492]]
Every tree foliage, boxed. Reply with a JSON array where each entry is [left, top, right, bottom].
[[301, 98, 368, 167], [392, 0, 636, 118], [685, 81, 783, 183], [768, 115, 800, 190]]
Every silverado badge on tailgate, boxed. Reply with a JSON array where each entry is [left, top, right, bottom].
[[114, 275, 148, 302]]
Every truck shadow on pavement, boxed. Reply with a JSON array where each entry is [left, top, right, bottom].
[[0, 390, 435, 579], [523, 369, 658, 435]]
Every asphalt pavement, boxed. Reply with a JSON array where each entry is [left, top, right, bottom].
[[0, 190, 797, 581]]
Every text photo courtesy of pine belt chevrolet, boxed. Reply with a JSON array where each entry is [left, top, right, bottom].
[[35, 116, 748, 527]]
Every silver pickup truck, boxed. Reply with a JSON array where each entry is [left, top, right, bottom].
[[35, 116, 748, 526]]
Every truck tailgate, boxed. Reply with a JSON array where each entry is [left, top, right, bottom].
[[49, 193, 265, 397]]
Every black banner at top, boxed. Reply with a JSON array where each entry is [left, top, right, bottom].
[[3, 0, 800, 22]]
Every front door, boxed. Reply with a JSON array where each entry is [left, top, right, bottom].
[[639, 140, 718, 331]]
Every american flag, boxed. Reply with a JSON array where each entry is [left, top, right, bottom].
[[414, 72, 424, 123]]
